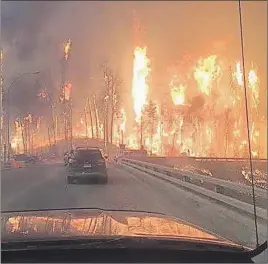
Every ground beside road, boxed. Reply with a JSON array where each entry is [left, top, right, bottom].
[[1, 162, 266, 249], [127, 156, 267, 189]]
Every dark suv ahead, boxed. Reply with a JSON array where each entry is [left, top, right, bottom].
[[67, 147, 108, 184]]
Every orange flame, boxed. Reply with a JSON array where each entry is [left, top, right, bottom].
[[60, 83, 72, 102], [234, 62, 243, 86], [132, 47, 150, 123], [194, 55, 221, 96], [170, 75, 185, 105], [11, 121, 23, 150], [248, 68, 259, 108], [37, 117, 42, 130], [64, 39, 71, 61]]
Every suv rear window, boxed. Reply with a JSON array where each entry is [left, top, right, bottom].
[[75, 150, 103, 161]]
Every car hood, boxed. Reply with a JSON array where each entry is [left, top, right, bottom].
[[1, 208, 242, 249]]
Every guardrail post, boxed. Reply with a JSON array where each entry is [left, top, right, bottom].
[[182, 175, 191, 183], [215, 185, 225, 194]]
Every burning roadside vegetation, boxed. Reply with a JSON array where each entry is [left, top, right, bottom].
[[174, 162, 267, 190], [1, 3, 266, 164]]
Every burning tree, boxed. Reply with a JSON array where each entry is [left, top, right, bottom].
[[83, 97, 94, 139], [101, 62, 122, 145], [143, 100, 157, 155], [119, 108, 126, 145], [93, 95, 100, 139]]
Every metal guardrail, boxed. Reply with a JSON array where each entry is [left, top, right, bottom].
[[191, 157, 267, 163], [127, 156, 267, 163], [122, 158, 266, 198], [121, 158, 267, 222]]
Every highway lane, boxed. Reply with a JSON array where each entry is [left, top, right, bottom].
[[1, 162, 266, 249]]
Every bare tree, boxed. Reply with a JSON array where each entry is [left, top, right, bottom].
[[144, 100, 157, 155], [86, 97, 94, 138], [223, 108, 231, 157], [51, 103, 57, 144], [101, 62, 122, 144], [47, 126, 52, 147], [83, 106, 88, 139], [92, 95, 99, 139], [17, 118, 26, 153]]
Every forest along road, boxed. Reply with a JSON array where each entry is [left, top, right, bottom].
[[1, 162, 266, 249]]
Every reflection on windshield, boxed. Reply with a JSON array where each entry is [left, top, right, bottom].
[[3, 213, 217, 241]]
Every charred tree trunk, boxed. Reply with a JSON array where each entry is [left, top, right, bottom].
[[87, 98, 94, 138], [52, 104, 56, 144], [19, 119, 26, 153], [110, 109, 114, 144], [84, 107, 88, 139], [93, 96, 99, 139], [105, 104, 109, 144], [27, 121, 30, 154], [103, 118, 106, 143], [224, 109, 230, 157], [30, 124, 34, 155], [150, 122, 154, 155], [47, 127, 51, 147], [109, 82, 116, 145]]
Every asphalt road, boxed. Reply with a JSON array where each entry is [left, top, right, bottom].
[[1, 162, 267, 249]]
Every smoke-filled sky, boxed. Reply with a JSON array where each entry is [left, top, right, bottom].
[[1, 1, 267, 118]]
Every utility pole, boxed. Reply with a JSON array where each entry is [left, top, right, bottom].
[[0, 48, 5, 161]]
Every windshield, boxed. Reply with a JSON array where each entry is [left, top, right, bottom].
[[1, 0, 266, 252]]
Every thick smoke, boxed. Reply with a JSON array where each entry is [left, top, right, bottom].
[[2, 1, 266, 121], [2, 1, 134, 118], [2, 1, 66, 117], [188, 94, 206, 114], [1, 1, 60, 61]]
